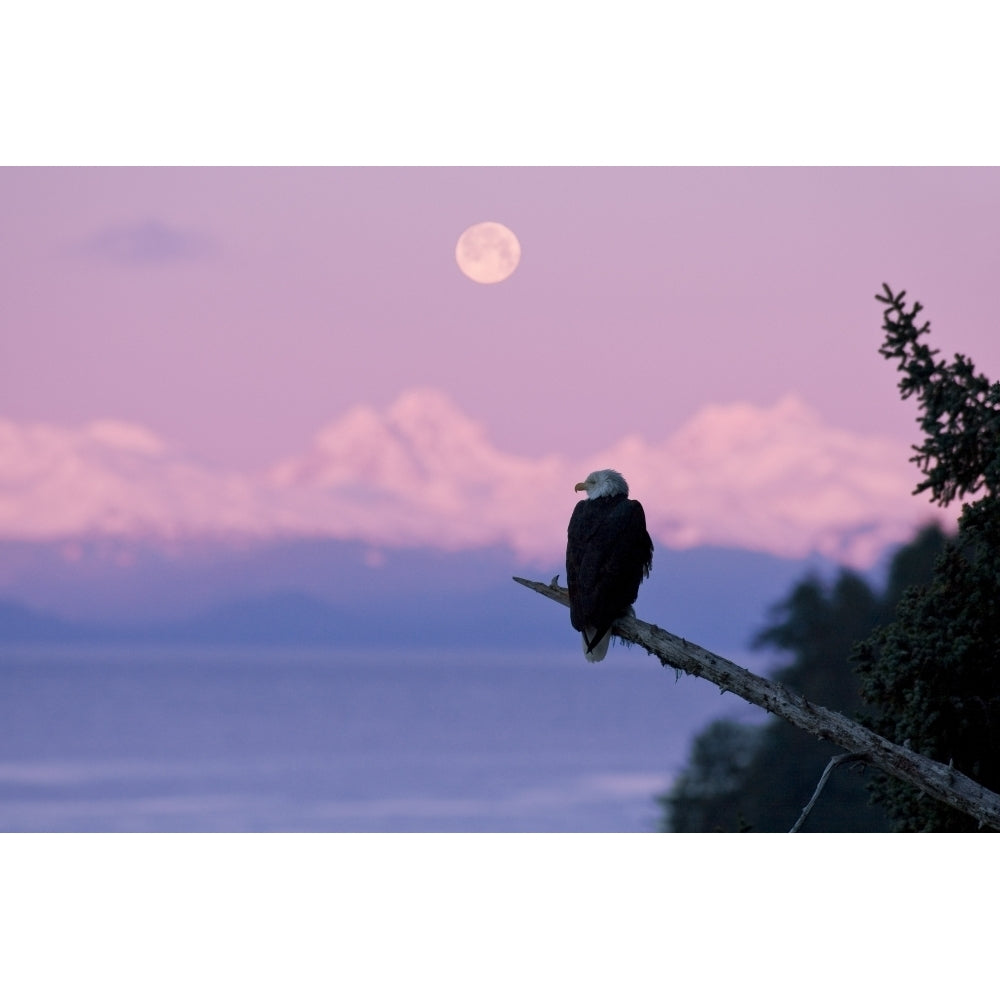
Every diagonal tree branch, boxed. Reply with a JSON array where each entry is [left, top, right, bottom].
[[514, 575, 1000, 831]]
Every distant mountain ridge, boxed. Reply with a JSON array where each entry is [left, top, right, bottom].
[[0, 535, 848, 661], [0, 599, 100, 643]]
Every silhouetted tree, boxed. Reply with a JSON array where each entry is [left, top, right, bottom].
[[854, 286, 1000, 831], [662, 720, 760, 832], [874, 285, 1000, 504]]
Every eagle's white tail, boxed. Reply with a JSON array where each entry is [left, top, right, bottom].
[[582, 607, 636, 663], [582, 628, 612, 663]]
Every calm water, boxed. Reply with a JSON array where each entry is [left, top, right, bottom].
[[0, 643, 761, 832]]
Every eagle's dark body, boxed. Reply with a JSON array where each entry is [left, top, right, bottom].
[[566, 470, 653, 662]]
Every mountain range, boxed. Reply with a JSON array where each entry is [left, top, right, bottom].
[[0, 533, 848, 669]]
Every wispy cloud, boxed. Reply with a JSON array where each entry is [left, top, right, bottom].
[[75, 218, 215, 265], [0, 390, 944, 567]]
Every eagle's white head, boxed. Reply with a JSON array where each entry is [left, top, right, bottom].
[[574, 469, 629, 500]]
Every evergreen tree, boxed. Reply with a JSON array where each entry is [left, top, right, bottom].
[[663, 720, 760, 832], [853, 286, 1000, 832]]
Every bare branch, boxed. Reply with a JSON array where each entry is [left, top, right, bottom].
[[789, 753, 868, 833], [513, 576, 1000, 831]]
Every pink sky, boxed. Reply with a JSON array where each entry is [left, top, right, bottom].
[[3, 167, 999, 563]]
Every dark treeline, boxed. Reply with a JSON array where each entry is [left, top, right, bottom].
[[659, 524, 947, 832]]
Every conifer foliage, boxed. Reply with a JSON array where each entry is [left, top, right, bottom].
[[854, 286, 1000, 831], [875, 284, 1000, 504]]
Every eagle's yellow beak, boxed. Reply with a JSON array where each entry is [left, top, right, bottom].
[[574, 482, 587, 492]]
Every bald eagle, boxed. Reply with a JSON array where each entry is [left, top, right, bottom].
[[566, 469, 653, 662]]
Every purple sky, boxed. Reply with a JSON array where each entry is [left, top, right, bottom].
[[4, 167, 999, 472], [3, 167, 1000, 565]]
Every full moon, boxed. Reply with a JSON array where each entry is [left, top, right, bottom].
[[455, 222, 521, 284]]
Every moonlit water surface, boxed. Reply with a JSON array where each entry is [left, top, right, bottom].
[[0, 645, 759, 832]]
